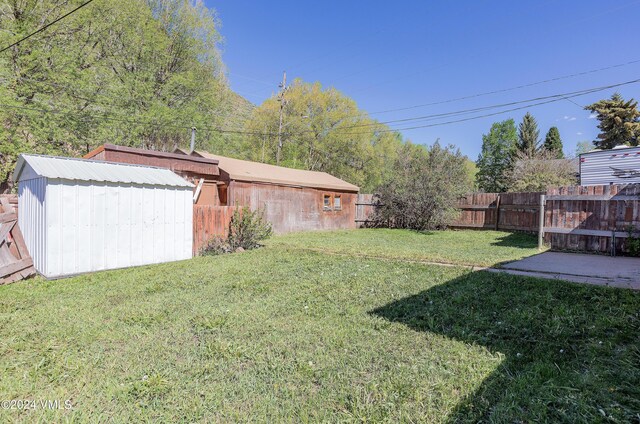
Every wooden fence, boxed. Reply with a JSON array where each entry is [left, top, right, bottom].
[[543, 184, 640, 254], [0, 194, 35, 284], [355, 194, 375, 227], [453, 191, 543, 232], [453, 184, 640, 254], [359, 184, 640, 255], [193, 205, 237, 255]]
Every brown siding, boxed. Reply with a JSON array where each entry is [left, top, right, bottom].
[[228, 181, 357, 233], [99, 150, 218, 180], [193, 205, 237, 255]]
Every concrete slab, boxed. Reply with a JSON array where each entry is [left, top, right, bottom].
[[499, 252, 640, 290]]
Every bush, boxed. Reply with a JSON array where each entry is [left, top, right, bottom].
[[369, 142, 473, 231], [227, 207, 273, 250], [626, 225, 640, 256], [200, 207, 272, 256], [506, 150, 578, 192]]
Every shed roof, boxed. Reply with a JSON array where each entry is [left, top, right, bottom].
[[13, 154, 194, 187], [191, 151, 359, 192]]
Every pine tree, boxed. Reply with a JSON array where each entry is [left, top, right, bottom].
[[584, 93, 640, 149], [476, 119, 518, 192], [517, 112, 540, 158], [543, 127, 564, 158]]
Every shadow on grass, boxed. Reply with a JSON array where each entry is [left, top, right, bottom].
[[370, 271, 640, 423], [490, 232, 538, 249]]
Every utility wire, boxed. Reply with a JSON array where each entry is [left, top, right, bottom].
[[2, 78, 638, 137], [337, 58, 640, 120], [332, 81, 640, 136], [0, 0, 95, 54], [285, 78, 640, 134]]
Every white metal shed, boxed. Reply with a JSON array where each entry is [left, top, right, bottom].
[[13, 154, 194, 278]]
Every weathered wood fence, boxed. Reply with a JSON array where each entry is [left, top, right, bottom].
[[355, 194, 375, 228], [193, 205, 237, 255], [453, 184, 640, 254], [359, 184, 640, 255], [0, 194, 35, 284], [543, 184, 640, 254], [453, 191, 543, 232]]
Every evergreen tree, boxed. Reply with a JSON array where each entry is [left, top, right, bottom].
[[543, 127, 564, 158], [517, 112, 540, 158], [476, 119, 518, 192], [576, 140, 595, 156], [584, 93, 640, 149]]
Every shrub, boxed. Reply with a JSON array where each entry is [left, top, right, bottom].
[[506, 150, 578, 192], [227, 207, 273, 250], [369, 141, 473, 231], [626, 225, 640, 256], [200, 207, 272, 256]]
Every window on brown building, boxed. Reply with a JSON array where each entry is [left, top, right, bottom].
[[218, 184, 228, 206], [323, 194, 332, 210], [334, 195, 342, 210]]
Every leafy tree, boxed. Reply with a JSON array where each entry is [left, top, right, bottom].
[[0, 0, 244, 188], [517, 112, 540, 158], [506, 150, 577, 192], [576, 140, 596, 156], [543, 126, 564, 158], [370, 141, 473, 230], [476, 119, 518, 192], [584, 93, 640, 149], [243, 79, 403, 191]]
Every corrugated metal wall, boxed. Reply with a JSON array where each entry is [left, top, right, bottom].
[[580, 146, 640, 185], [18, 177, 47, 275], [20, 178, 192, 278]]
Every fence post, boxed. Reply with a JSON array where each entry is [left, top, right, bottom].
[[494, 194, 501, 231], [538, 194, 546, 250]]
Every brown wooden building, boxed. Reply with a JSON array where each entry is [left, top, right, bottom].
[[84, 144, 222, 206], [185, 150, 360, 233], [84, 144, 360, 234]]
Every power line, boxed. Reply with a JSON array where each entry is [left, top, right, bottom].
[[2, 78, 638, 138], [332, 80, 640, 136], [0, 0, 95, 54], [280, 78, 640, 135], [363, 58, 640, 117]]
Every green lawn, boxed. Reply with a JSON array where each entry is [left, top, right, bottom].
[[0, 230, 638, 422], [269, 228, 542, 267]]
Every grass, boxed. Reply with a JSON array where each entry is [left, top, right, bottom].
[[0, 230, 637, 422], [268, 228, 542, 267]]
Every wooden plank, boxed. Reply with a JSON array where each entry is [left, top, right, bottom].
[[543, 227, 629, 238], [546, 195, 640, 201], [0, 257, 34, 278], [498, 204, 541, 210], [0, 220, 16, 245], [8, 224, 28, 260], [0, 212, 17, 223], [455, 205, 496, 210], [494, 194, 501, 231]]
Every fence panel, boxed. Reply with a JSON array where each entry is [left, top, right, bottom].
[[355, 194, 375, 228], [193, 205, 237, 255], [543, 184, 640, 254], [359, 184, 640, 254]]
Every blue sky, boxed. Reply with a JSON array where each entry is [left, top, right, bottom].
[[208, 0, 640, 159]]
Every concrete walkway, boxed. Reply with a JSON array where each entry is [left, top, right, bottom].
[[492, 252, 640, 290]]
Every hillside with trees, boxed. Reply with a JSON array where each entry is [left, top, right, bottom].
[[1, 0, 472, 193], [0, 0, 249, 186]]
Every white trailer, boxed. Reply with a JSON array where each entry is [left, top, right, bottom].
[[13, 154, 194, 278], [579, 145, 640, 186]]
